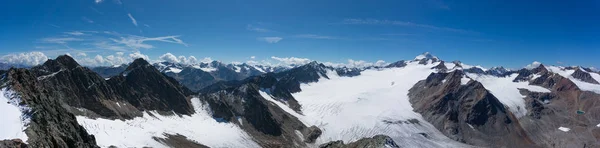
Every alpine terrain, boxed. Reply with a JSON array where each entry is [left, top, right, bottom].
[[1, 52, 600, 148]]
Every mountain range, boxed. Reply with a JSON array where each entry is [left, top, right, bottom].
[[1, 52, 600, 148]]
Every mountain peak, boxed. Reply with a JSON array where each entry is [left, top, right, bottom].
[[414, 52, 439, 61], [127, 58, 151, 70], [524, 61, 542, 70]]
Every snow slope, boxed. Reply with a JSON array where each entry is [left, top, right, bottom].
[[0, 88, 29, 141], [280, 62, 473, 147], [547, 66, 600, 94], [466, 73, 551, 118], [76, 98, 259, 148]]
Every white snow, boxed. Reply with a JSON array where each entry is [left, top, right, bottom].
[[166, 67, 182, 73], [37, 69, 64, 80], [558, 127, 570, 132], [234, 66, 242, 73], [466, 73, 551, 118], [547, 66, 600, 94], [251, 65, 266, 73], [76, 98, 259, 148], [290, 61, 471, 147], [596, 123, 600, 127], [200, 67, 217, 72], [461, 76, 470, 85], [0, 88, 29, 141]]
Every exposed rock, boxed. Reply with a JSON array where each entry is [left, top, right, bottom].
[[303, 126, 322, 143], [486, 66, 509, 76], [152, 134, 209, 148], [431, 61, 448, 72], [319, 135, 399, 148], [89, 64, 127, 78], [409, 70, 537, 147], [385, 60, 407, 68], [571, 68, 600, 84], [108, 58, 194, 116], [3, 68, 98, 148], [463, 67, 485, 74], [0, 139, 27, 148]]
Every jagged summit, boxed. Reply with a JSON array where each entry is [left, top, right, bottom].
[[127, 58, 151, 70], [524, 61, 542, 70], [414, 52, 438, 61]]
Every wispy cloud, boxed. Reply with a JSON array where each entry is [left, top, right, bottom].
[[82, 17, 94, 23], [247, 24, 271, 32], [48, 24, 60, 28], [40, 37, 84, 44], [342, 19, 477, 34], [257, 37, 283, 43], [95, 0, 103, 4], [271, 56, 311, 65], [127, 13, 138, 27], [295, 34, 339, 39], [93, 41, 127, 51], [144, 24, 151, 28], [90, 7, 103, 15], [111, 35, 187, 49], [380, 33, 416, 36], [64, 31, 86, 36]]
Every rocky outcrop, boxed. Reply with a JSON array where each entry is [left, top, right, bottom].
[[164, 67, 217, 92], [27, 55, 193, 119], [518, 71, 600, 148], [409, 70, 537, 147], [152, 134, 209, 148], [107, 58, 194, 116], [3, 68, 98, 148], [89, 64, 127, 78], [319, 135, 399, 148], [197, 74, 321, 147], [385, 60, 407, 68], [571, 68, 599, 84], [0, 139, 27, 148], [431, 61, 448, 72]]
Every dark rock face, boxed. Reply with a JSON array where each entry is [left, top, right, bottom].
[[152, 134, 209, 148], [319, 135, 399, 148], [90, 64, 127, 78], [463, 67, 485, 74], [335, 67, 361, 77], [571, 68, 600, 84], [28, 55, 193, 119], [197, 76, 318, 147], [3, 68, 98, 148], [408, 70, 536, 147], [164, 67, 217, 92], [518, 73, 600, 148], [0, 139, 27, 148], [385, 60, 407, 68], [431, 61, 448, 72], [486, 66, 509, 76], [108, 58, 194, 115]]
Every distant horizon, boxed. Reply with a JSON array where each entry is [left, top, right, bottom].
[[0, 51, 595, 71], [1, 0, 599, 69]]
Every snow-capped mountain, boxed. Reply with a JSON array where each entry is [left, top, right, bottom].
[[2, 52, 600, 148]]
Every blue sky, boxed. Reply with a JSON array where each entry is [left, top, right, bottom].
[[0, 0, 599, 68]]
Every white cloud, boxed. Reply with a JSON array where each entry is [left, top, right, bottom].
[[525, 61, 542, 70], [94, 55, 105, 64], [41, 37, 83, 44], [200, 57, 213, 63], [258, 37, 283, 43], [159, 53, 180, 63], [116, 52, 124, 56], [144, 24, 151, 28], [295, 34, 339, 39], [111, 35, 187, 50], [129, 51, 150, 61], [271, 56, 311, 65], [1, 52, 49, 66], [95, 0, 103, 3], [65, 31, 85, 36], [77, 52, 88, 57], [250, 56, 256, 59], [127, 13, 138, 27], [323, 59, 388, 68], [246, 24, 271, 32]]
